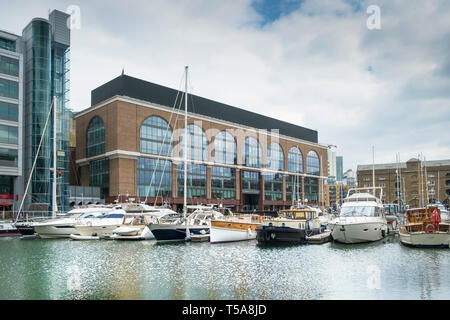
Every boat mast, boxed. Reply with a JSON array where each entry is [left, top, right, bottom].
[[372, 146, 375, 196], [417, 155, 422, 208], [183, 66, 188, 218], [424, 157, 429, 211], [52, 96, 58, 218]]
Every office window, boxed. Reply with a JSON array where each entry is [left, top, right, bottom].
[[86, 116, 105, 157], [288, 147, 303, 173], [0, 101, 18, 122], [140, 116, 173, 156], [177, 163, 207, 198], [137, 157, 172, 199], [0, 147, 18, 167], [243, 137, 262, 168], [306, 151, 320, 176], [0, 124, 18, 144], [267, 142, 284, 171], [0, 78, 18, 99], [179, 124, 208, 161], [0, 56, 19, 77], [0, 38, 15, 52], [214, 131, 236, 165], [211, 166, 236, 199], [264, 172, 283, 201]]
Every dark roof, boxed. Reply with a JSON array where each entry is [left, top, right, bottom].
[[91, 74, 318, 143]]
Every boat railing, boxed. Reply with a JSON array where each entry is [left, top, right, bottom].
[[5, 211, 59, 222], [347, 187, 383, 201]]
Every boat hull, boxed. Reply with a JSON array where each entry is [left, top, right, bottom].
[[15, 224, 36, 236], [149, 224, 209, 242], [75, 224, 122, 237], [210, 226, 257, 243], [399, 231, 449, 248], [256, 226, 312, 245], [34, 224, 78, 239], [329, 221, 387, 244]]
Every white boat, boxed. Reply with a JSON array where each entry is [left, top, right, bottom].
[[0, 221, 21, 237], [74, 207, 127, 237], [328, 187, 388, 244], [33, 206, 114, 239], [210, 214, 264, 244]]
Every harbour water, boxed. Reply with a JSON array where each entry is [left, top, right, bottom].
[[0, 235, 448, 300]]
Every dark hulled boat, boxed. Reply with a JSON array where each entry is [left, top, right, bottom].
[[256, 206, 323, 245]]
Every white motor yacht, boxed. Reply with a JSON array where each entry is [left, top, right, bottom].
[[33, 206, 114, 239], [328, 188, 388, 244]]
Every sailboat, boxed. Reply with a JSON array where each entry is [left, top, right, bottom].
[[147, 67, 223, 242]]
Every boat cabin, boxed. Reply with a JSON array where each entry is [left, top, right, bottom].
[[403, 206, 449, 233]]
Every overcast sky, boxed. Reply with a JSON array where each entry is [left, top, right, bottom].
[[2, 0, 450, 172]]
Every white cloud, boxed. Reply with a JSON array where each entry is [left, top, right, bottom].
[[2, 0, 450, 171]]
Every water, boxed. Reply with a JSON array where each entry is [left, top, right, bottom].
[[0, 235, 448, 300]]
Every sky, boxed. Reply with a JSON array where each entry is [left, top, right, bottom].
[[2, 0, 450, 172]]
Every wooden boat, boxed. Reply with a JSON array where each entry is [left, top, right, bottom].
[[399, 206, 449, 248], [256, 206, 324, 245], [210, 215, 264, 243]]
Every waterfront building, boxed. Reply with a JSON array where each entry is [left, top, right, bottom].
[[343, 169, 356, 186], [327, 148, 336, 180], [75, 74, 329, 212], [0, 30, 23, 214], [324, 184, 350, 209], [336, 156, 343, 182], [357, 158, 450, 207], [0, 9, 71, 214]]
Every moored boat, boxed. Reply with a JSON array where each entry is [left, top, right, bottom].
[[256, 206, 323, 245], [210, 214, 264, 244], [328, 187, 388, 244], [0, 221, 21, 237], [399, 206, 449, 248]]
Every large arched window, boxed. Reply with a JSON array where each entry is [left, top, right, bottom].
[[140, 116, 173, 156], [306, 150, 320, 176], [214, 131, 236, 164], [267, 142, 284, 171], [243, 137, 262, 168], [288, 147, 303, 173], [180, 124, 208, 161], [86, 116, 105, 158]]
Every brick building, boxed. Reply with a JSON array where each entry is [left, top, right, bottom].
[[75, 74, 328, 212]]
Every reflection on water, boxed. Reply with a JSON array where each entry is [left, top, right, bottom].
[[0, 235, 448, 300]]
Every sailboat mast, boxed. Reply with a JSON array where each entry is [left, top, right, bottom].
[[372, 146, 375, 196], [52, 96, 58, 217], [183, 66, 188, 217]]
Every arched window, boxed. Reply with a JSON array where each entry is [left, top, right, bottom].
[[180, 124, 208, 161], [288, 147, 303, 173], [306, 151, 320, 176], [86, 116, 105, 158], [243, 137, 262, 168], [214, 131, 236, 164], [140, 116, 173, 156], [267, 143, 284, 171]]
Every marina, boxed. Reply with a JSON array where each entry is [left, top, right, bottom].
[[0, 233, 448, 300]]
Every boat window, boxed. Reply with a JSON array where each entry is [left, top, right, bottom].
[[340, 206, 376, 217]]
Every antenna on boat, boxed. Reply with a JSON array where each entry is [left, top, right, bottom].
[[372, 146, 376, 197]]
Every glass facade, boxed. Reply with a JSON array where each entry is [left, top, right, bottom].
[[267, 142, 284, 171], [140, 116, 173, 156], [86, 116, 105, 157], [304, 177, 318, 203], [288, 147, 303, 173], [23, 20, 53, 207], [286, 174, 302, 202], [180, 124, 208, 161], [306, 151, 320, 176], [137, 157, 172, 199], [0, 124, 18, 144], [90, 158, 109, 199], [264, 172, 283, 201], [214, 131, 236, 164], [0, 38, 15, 52], [243, 137, 262, 168], [0, 147, 18, 167], [0, 55, 19, 77], [0, 175, 13, 195], [211, 166, 236, 199], [242, 171, 260, 193], [0, 101, 18, 122], [177, 163, 206, 198], [0, 78, 18, 99]]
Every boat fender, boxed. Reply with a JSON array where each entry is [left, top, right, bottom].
[[425, 224, 435, 233]]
